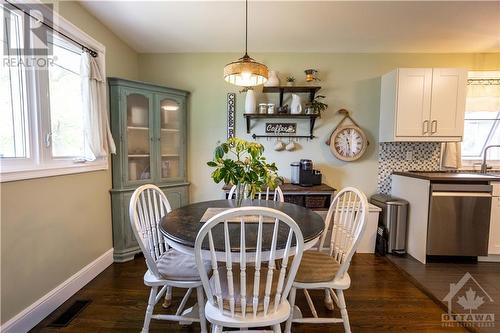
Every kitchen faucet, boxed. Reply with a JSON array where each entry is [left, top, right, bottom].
[[481, 145, 500, 173]]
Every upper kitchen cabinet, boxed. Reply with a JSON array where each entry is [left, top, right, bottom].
[[379, 68, 467, 142]]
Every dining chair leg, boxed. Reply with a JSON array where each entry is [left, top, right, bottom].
[[196, 286, 208, 333], [336, 289, 351, 333], [324, 288, 334, 310], [162, 286, 173, 308], [142, 286, 158, 333], [212, 324, 223, 333], [284, 287, 296, 333], [273, 324, 282, 333]]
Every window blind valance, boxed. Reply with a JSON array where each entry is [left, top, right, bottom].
[[466, 71, 500, 112]]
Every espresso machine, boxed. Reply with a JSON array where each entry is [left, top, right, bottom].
[[290, 159, 322, 187]]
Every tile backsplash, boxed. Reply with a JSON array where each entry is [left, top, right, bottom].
[[377, 142, 441, 194]]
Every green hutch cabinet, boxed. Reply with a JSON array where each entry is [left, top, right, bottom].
[[108, 78, 189, 262]]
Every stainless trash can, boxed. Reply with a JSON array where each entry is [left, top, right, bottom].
[[370, 194, 409, 255]]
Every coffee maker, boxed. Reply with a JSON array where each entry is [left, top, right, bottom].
[[293, 159, 322, 187]]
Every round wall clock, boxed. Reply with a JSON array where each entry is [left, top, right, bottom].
[[329, 124, 368, 161]]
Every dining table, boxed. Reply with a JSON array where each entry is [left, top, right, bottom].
[[159, 199, 325, 257]]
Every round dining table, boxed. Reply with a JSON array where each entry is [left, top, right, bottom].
[[159, 199, 325, 256]]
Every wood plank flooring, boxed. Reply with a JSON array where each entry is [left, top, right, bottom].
[[31, 254, 466, 332], [387, 254, 500, 333]]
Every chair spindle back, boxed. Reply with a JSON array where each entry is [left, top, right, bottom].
[[318, 187, 368, 279], [129, 184, 172, 278], [227, 185, 284, 202], [195, 207, 304, 319]]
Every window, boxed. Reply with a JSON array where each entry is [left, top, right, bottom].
[[48, 38, 86, 159], [0, 3, 107, 181], [0, 9, 29, 159], [462, 111, 500, 160], [461, 71, 500, 166]]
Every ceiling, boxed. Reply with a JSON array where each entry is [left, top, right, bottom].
[[80, 1, 500, 53]]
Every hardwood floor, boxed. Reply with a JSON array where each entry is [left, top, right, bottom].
[[387, 254, 500, 333], [31, 254, 466, 332]]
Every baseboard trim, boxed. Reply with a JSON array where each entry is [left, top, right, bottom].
[[478, 254, 500, 262], [1, 248, 114, 333]]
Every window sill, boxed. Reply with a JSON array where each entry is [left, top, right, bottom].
[[0, 160, 109, 183]]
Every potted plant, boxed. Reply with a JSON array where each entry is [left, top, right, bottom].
[[207, 137, 283, 205], [305, 95, 328, 115], [286, 76, 296, 86]]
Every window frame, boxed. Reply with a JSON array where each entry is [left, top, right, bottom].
[[0, 1, 108, 182]]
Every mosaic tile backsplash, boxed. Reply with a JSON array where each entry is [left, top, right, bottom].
[[377, 142, 442, 194]]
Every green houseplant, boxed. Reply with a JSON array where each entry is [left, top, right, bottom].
[[207, 137, 283, 205], [305, 95, 328, 114]]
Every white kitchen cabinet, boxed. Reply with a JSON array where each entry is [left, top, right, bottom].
[[488, 182, 500, 255], [379, 68, 467, 142]]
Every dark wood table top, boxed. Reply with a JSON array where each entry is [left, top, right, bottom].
[[160, 199, 325, 252]]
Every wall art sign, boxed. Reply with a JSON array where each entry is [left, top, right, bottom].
[[227, 93, 236, 139], [265, 123, 297, 135]]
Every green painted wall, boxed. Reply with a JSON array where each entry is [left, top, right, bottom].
[[138, 53, 500, 202], [0, 1, 139, 324]]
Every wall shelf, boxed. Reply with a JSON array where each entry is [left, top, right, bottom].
[[244, 113, 320, 138], [263, 86, 321, 107]]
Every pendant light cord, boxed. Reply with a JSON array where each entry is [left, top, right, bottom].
[[244, 0, 248, 57]]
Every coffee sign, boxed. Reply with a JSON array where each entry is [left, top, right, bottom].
[[265, 123, 297, 135]]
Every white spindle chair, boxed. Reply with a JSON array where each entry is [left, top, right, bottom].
[[129, 184, 208, 333], [194, 206, 304, 333], [227, 185, 284, 202], [284, 187, 368, 333]]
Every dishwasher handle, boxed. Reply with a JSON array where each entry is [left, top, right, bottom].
[[431, 184, 492, 193], [432, 192, 492, 197]]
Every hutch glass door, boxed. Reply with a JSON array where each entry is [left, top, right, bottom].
[[158, 96, 184, 181], [126, 92, 152, 183]]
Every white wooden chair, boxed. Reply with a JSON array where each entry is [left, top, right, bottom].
[[284, 187, 368, 333], [194, 206, 304, 333], [228, 185, 284, 202], [129, 184, 208, 333]]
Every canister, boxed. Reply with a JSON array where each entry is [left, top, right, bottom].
[[290, 162, 300, 185], [259, 103, 268, 114]]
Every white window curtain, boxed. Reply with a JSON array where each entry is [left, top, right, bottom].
[[466, 83, 500, 112], [81, 51, 116, 160], [466, 71, 500, 113]]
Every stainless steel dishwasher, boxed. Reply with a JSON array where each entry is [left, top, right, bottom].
[[427, 183, 492, 256]]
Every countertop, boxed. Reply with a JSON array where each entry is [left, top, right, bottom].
[[393, 171, 500, 182]]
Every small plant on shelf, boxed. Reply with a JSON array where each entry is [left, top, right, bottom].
[[306, 95, 328, 114], [286, 76, 296, 86], [206, 137, 283, 205]]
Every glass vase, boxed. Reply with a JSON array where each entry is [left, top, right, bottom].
[[235, 183, 246, 207]]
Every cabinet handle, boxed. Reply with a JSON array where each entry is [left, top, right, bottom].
[[423, 120, 429, 134], [431, 120, 437, 134]]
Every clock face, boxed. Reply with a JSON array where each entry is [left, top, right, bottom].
[[330, 125, 367, 161]]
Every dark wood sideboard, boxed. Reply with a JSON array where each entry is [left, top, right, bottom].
[[222, 183, 336, 211]]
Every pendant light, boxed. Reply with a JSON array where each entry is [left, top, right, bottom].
[[223, 0, 268, 87]]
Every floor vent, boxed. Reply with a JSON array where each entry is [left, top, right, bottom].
[[47, 300, 91, 327]]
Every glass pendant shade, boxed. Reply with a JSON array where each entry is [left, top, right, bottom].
[[224, 54, 268, 87]]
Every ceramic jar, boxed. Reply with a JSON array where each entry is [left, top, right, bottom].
[[290, 94, 303, 114], [264, 70, 280, 87], [244, 89, 256, 114]]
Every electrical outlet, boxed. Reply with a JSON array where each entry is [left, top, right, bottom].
[[405, 151, 413, 161]]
